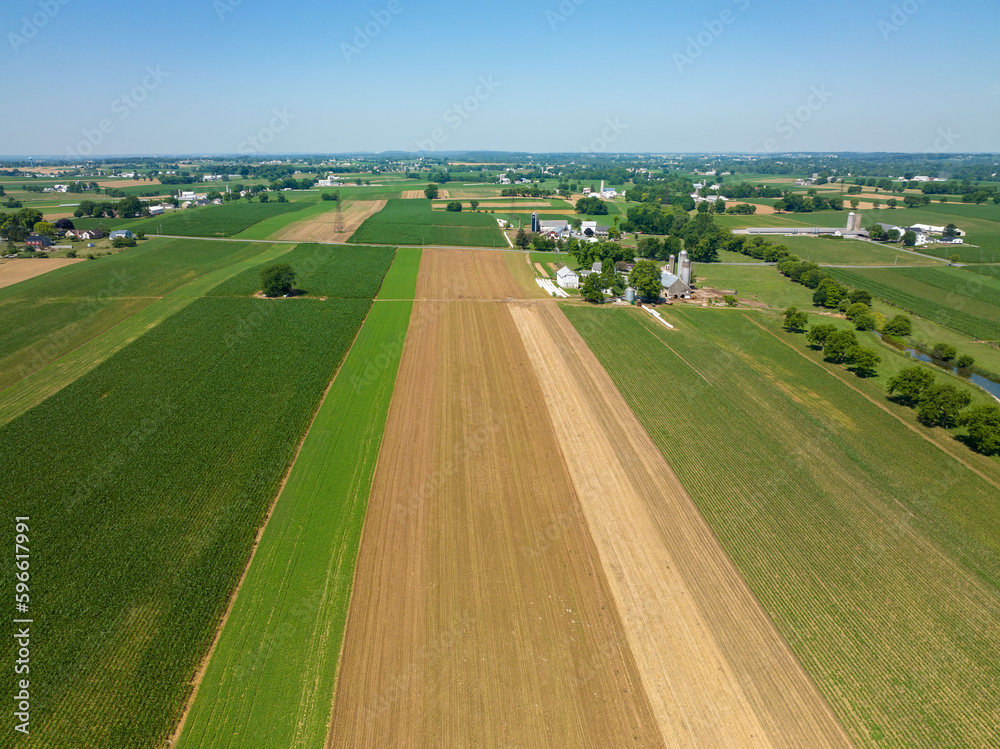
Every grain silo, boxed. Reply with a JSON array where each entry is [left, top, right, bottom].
[[678, 250, 692, 287], [847, 213, 856, 232], [854, 212, 863, 232]]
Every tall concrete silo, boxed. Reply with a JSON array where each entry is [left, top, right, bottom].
[[531, 212, 539, 233], [678, 250, 692, 287], [847, 213, 856, 232], [854, 212, 863, 232], [668, 254, 676, 275]]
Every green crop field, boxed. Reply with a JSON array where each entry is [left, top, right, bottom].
[[177, 298, 414, 749], [349, 198, 505, 247], [0, 238, 267, 390], [828, 267, 1000, 341], [0, 243, 291, 426], [208, 243, 394, 299], [376, 247, 421, 299], [770, 236, 942, 266], [0, 295, 376, 748], [72, 201, 308, 238], [565, 305, 1000, 749]]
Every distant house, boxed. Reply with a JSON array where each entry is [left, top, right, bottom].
[[148, 206, 165, 216], [556, 265, 580, 290], [179, 190, 197, 201], [25, 234, 54, 249], [110, 229, 133, 240], [66, 229, 104, 240]]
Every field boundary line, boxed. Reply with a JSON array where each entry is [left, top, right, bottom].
[[167, 299, 375, 748], [632, 309, 712, 384], [743, 314, 1000, 492], [321, 301, 418, 748]]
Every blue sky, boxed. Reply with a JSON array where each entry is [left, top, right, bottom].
[[2, 0, 998, 155]]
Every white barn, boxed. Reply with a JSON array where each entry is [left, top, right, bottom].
[[556, 266, 580, 290]]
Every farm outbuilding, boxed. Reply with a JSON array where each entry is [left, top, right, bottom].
[[556, 265, 580, 289]]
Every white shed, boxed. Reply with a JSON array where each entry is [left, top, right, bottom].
[[556, 265, 580, 290]]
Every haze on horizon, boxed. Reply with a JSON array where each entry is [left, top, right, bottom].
[[3, 0, 999, 157]]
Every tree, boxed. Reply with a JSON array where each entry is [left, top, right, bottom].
[[930, 342, 958, 362], [580, 273, 606, 303], [470, 200, 480, 211], [824, 329, 859, 363], [116, 196, 143, 218], [602, 266, 624, 296], [33, 221, 56, 238], [445, 201, 463, 212], [782, 307, 809, 333], [320, 192, 339, 201], [886, 198, 897, 209], [956, 354, 975, 369], [872, 200, 881, 210], [258, 193, 269, 203], [854, 312, 878, 331], [514, 228, 530, 249], [867, 223, 886, 241], [887, 366, 935, 406], [135, 230, 146, 240], [845, 302, 871, 321], [424, 183, 439, 199], [901, 230, 917, 247], [917, 383, 971, 428], [636, 236, 662, 259], [260, 263, 296, 297], [806, 323, 838, 349], [887, 229, 901, 243], [575, 196, 608, 215], [53, 218, 75, 231], [960, 405, 1000, 455], [943, 223, 959, 238], [112, 236, 136, 248], [723, 295, 738, 307], [845, 346, 881, 377], [850, 199, 860, 210], [948, 254, 961, 264], [629, 260, 662, 300], [813, 278, 847, 308], [883, 315, 912, 337]]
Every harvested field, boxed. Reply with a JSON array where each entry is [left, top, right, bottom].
[[745, 201, 777, 215], [401, 190, 427, 199], [509, 303, 852, 749], [415, 249, 544, 300], [327, 300, 663, 748], [275, 199, 387, 243], [0, 258, 84, 288], [534, 262, 549, 277]]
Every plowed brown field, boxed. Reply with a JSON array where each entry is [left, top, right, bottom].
[[0, 258, 84, 288], [327, 300, 664, 748], [509, 303, 854, 749], [275, 200, 386, 243], [415, 248, 545, 300]]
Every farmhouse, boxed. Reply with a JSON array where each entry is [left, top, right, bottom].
[[110, 230, 134, 240], [25, 234, 54, 249], [65, 229, 104, 240], [556, 265, 579, 289]]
